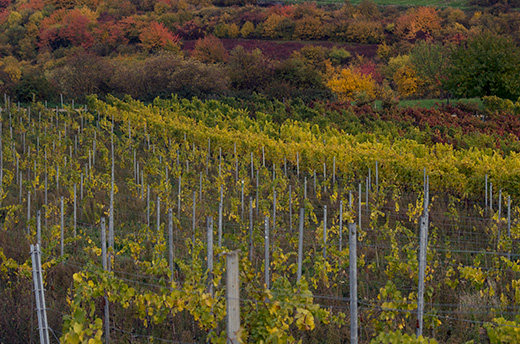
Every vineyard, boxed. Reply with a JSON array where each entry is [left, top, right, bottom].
[[2, 95, 520, 343]]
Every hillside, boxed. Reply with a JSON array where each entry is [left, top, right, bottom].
[[1, 95, 520, 343]]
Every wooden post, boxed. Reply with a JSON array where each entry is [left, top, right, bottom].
[[264, 217, 270, 289], [349, 222, 358, 344], [226, 250, 240, 344], [375, 161, 379, 194]]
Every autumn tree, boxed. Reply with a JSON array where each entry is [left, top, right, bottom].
[[395, 7, 441, 41], [327, 67, 376, 102], [293, 16, 324, 40], [139, 21, 180, 52], [446, 33, 520, 100], [191, 35, 228, 64], [59, 9, 95, 49]]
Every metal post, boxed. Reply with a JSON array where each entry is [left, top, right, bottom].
[[256, 169, 259, 217], [27, 191, 31, 235], [297, 208, 304, 283], [272, 190, 276, 232], [226, 250, 240, 344], [147, 186, 150, 227], [490, 182, 493, 211], [241, 180, 244, 223], [416, 215, 428, 338], [508, 196, 511, 260], [323, 205, 327, 259], [485, 174, 488, 213], [101, 218, 110, 344], [60, 197, 64, 257], [358, 183, 362, 230], [73, 184, 76, 237], [207, 216, 214, 295], [156, 196, 160, 232], [339, 200, 343, 251], [249, 197, 253, 262], [192, 191, 196, 242], [169, 208, 174, 283], [349, 223, 358, 344], [264, 217, 270, 289], [37, 210, 41, 247], [218, 202, 223, 248], [177, 176, 181, 219], [289, 185, 292, 232], [498, 190, 502, 221], [31, 244, 50, 344]]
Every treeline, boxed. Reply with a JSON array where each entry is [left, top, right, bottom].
[[1, 0, 520, 103]]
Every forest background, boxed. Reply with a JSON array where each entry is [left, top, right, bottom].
[[1, 0, 520, 109]]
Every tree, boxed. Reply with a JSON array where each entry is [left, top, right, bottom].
[[227, 46, 275, 92], [139, 21, 180, 53], [395, 7, 441, 41], [191, 35, 228, 64], [410, 41, 449, 96], [446, 33, 520, 100], [327, 67, 376, 102]]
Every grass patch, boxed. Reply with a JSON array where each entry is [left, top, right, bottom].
[[373, 97, 482, 109]]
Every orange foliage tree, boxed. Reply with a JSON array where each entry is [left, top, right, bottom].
[[139, 21, 180, 52], [395, 7, 441, 40]]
